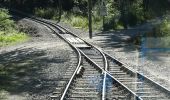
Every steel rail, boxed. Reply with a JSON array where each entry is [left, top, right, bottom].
[[52, 23, 108, 100], [27, 19, 142, 99], [59, 48, 81, 100], [79, 49, 142, 100], [27, 19, 83, 100], [39, 21, 163, 100], [32, 18, 169, 100], [45, 23, 143, 99], [54, 24, 109, 100], [45, 21, 141, 99], [10, 9, 168, 99], [29, 19, 83, 100], [26, 18, 107, 99], [10, 12, 83, 99], [55, 23, 170, 98], [105, 52, 170, 96], [7, 10, 85, 99]]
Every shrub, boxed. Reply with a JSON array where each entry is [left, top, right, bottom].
[[0, 8, 15, 31], [0, 31, 29, 46], [34, 7, 59, 19], [71, 16, 88, 29], [0, 8, 29, 47], [159, 16, 170, 36], [61, 12, 89, 30]]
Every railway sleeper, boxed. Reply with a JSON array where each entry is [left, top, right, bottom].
[[69, 94, 99, 98], [65, 97, 100, 100], [139, 95, 170, 100]]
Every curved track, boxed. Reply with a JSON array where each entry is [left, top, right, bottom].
[[11, 10, 170, 100], [54, 22, 170, 100]]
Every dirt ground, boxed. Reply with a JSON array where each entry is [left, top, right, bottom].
[[0, 16, 169, 100], [59, 20, 170, 90], [0, 18, 75, 100]]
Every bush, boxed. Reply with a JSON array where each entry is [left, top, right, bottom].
[[143, 15, 170, 48], [0, 8, 29, 47], [0, 8, 15, 31], [34, 7, 59, 19], [159, 16, 170, 36], [0, 31, 29, 46], [71, 16, 88, 29], [129, 0, 145, 26], [151, 15, 170, 37], [61, 12, 89, 30]]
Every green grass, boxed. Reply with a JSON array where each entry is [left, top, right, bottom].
[[159, 17, 170, 36], [34, 7, 59, 19], [61, 13, 89, 30], [70, 16, 88, 29], [61, 12, 103, 31], [0, 8, 29, 47], [0, 31, 29, 47]]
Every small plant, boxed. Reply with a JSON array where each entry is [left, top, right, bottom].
[[34, 8, 59, 19], [160, 16, 170, 36], [71, 16, 88, 29], [61, 12, 89, 30], [0, 8, 15, 31], [0, 31, 29, 47], [0, 8, 29, 47]]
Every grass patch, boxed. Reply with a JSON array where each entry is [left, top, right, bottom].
[[0, 8, 29, 47], [71, 16, 88, 29], [159, 16, 170, 36], [0, 31, 29, 47], [61, 12, 102, 31], [34, 7, 59, 20], [61, 13, 89, 30]]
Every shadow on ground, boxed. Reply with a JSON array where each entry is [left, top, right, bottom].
[[95, 29, 141, 52], [0, 48, 67, 96], [94, 29, 169, 62]]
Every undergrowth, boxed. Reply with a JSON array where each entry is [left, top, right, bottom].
[[0, 31, 29, 47], [34, 7, 59, 19], [0, 8, 29, 47]]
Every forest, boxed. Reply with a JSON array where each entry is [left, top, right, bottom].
[[0, 1, 170, 100], [0, 0, 170, 44]]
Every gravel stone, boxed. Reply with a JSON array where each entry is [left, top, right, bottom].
[[0, 18, 77, 100], [59, 21, 170, 90]]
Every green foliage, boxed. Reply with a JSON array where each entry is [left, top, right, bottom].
[[2, 0, 170, 30], [34, 8, 59, 19], [151, 15, 170, 37], [0, 8, 29, 47], [0, 31, 29, 47], [129, 0, 145, 25], [71, 16, 88, 29], [105, 0, 120, 30], [61, 12, 89, 29], [114, 22, 124, 30], [159, 16, 170, 36], [143, 15, 170, 48], [0, 8, 15, 31]]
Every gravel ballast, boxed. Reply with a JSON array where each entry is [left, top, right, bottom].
[[59, 22, 170, 90], [0, 18, 77, 100]]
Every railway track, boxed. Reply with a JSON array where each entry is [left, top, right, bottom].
[[105, 54, 170, 100], [11, 10, 170, 100], [54, 23, 170, 100]]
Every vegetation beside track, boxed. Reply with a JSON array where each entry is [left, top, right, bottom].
[[0, 8, 29, 47], [2, 0, 169, 31]]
